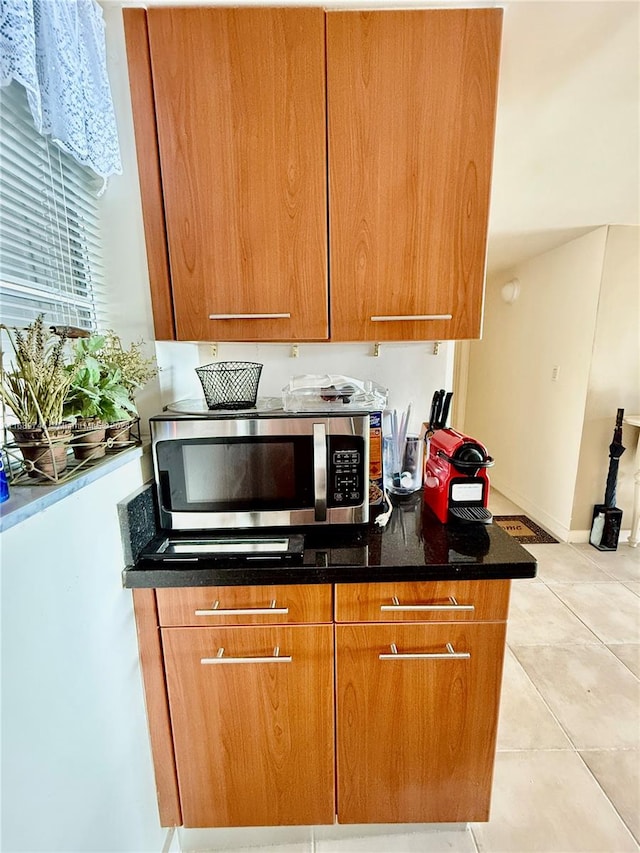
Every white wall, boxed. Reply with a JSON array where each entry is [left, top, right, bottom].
[[464, 227, 607, 540], [156, 340, 454, 435], [0, 456, 166, 853], [0, 10, 168, 851], [572, 226, 640, 530]]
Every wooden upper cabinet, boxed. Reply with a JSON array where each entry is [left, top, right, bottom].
[[125, 8, 501, 343], [327, 10, 502, 341], [122, 9, 175, 340], [145, 8, 328, 341]]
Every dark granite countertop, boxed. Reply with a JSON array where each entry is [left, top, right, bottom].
[[121, 492, 537, 588]]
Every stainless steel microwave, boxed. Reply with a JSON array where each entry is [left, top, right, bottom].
[[150, 410, 370, 530]]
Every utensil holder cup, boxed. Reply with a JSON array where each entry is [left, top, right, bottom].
[[383, 435, 424, 495]]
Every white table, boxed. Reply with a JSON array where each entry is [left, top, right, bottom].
[[624, 415, 640, 547]]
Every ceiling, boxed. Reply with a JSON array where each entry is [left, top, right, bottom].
[[110, 0, 640, 278], [486, 0, 639, 277]]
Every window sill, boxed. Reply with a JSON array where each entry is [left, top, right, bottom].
[[0, 444, 149, 534]]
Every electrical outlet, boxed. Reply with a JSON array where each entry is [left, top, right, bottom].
[[291, 344, 299, 358], [551, 365, 560, 381], [210, 343, 218, 359]]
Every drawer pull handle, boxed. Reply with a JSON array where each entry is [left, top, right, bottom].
[[379, 642, 470, 661], [370, 314, 452, 322], [208, 313, 291, 320], [380, 596, 474, 612], [195, 599, 289, 617], [201, 646, 292, 665]]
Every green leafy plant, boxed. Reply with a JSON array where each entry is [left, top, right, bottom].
[[64, 330, 157, 424], [99, 330, 157, 412], [64, 335, 137, 424], [0, 316, 74, 427]]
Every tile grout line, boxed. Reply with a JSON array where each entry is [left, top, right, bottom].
[[540, 578, 621, 643], [507, 564, 640, 847], [602, 649, 640, 681], [501, 642, 640, 847], [573, 750, 640, 847], [506, 645, 585, 753], [494, 504, 640, 847], [567, 543, 621, 578], [469, 822, 481, 853], [541, 577, 640, 647], [568, 542, 640, 582]]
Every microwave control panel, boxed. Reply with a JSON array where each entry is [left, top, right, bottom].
[[328, 437, 365, 507]]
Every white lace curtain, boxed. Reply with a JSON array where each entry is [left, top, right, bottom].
[[0, 0, 122, 191]]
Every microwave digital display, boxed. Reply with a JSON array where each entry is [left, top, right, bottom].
[[182, 442, 295, 503]]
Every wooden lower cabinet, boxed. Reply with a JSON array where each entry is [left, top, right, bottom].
[[335, 621, 506, 824], [139, 582, 510, 828], [162, 624, 335, 828]]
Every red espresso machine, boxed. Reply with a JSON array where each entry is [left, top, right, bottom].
[[423, 428, 494, 523]]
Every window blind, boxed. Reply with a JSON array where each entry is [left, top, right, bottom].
[[0, 81, 106, 331]]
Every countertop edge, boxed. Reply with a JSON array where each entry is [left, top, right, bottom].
[[122, 560, 537, 588]]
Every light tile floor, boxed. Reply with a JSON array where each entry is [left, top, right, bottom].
[[178, 493, 640, 853]]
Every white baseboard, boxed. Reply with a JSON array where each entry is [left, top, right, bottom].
[[568, 527, 633, 545], [491, 480, 570, 542], [177, 825, 313, 851], [567, 529, 592, 544], [492, 480, 638, 547]]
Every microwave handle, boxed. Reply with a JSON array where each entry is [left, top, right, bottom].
[[313, 423, 327, 522]]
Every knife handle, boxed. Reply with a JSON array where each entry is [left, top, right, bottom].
[[428, 391, 440, 432], [440, 392, 453, 429]]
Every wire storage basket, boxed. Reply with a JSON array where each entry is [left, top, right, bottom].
[[196, 361, 263, 410]]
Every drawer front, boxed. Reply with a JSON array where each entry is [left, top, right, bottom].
[[156, 584, 333, 627], [335, 580, 510, 623]]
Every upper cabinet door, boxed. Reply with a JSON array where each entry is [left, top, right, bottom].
[[327, 10, 502, 341], [147, 8, 328, 341]]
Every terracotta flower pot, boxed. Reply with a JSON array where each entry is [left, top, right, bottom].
[[71, 418, 107, 461], [105, 418, 136, 452], [8, 424, 73, 480]]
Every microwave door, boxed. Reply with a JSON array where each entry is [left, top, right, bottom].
[[313, 423, 327, 522], [154, 432, 317, 528], [150, 412, 369, 530]]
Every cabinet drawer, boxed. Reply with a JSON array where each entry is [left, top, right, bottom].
[[156, 584, 333, 627], [335, 580, 510, 623]]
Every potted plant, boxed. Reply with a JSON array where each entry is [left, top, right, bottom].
[[0, 316, 75, 478], [96, 331, 157, 450], [64, 334, 138, 460]]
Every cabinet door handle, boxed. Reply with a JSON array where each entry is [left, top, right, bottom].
[[201, 646, 292, 665], [379, 642, 470, 661], [313, 422, 327, 522], [370, 314, 452, 322], [195, 599, 289, 617], [380, 596, 474, 612], [208, 313, 291, 320]]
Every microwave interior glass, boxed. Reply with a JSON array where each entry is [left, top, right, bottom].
[[156, 435, 315, 513]]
